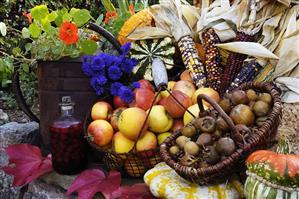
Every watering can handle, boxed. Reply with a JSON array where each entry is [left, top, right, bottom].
[[12, 23, 122, 123]]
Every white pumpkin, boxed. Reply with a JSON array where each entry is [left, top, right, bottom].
[[144, 162, 244, 199]]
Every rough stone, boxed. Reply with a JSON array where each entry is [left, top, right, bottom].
[[0, 109, 9, 125], [40, 172, 77, 190], [24, 180, 66, 199], [0, 122, 39, 148]]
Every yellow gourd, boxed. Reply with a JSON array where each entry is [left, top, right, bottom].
[[118, 8, 152, 45], [144, 163, 244, 199]]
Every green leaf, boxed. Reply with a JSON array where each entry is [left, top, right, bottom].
[[72, 9, 91, 27], [70, 8, 80, 16], [62, 13, 72, 22], [41, 19, 51, 32], [12, 47, 21, 56], [47, 11, 58, 22], [95, 14, 104, 26], [25, 43, 32, 52], [31, 5, 49, 21], [29, 22, 41, 38], [21, 63, 29, 73], [81, 39, 97, 55], [22, 27, 30, 38], [55, 8, 68, 26], [0, 59, 4, 71]]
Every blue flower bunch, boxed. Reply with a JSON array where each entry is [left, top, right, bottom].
[[82, 43, 140, 103]]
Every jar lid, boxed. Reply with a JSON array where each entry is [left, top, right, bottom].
[[59, 96, 75, 106]]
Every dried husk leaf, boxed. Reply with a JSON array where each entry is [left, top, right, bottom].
[[275, 77, 299, 103], [215, 42, 279, 59]]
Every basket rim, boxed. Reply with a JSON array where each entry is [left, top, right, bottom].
[[160, 81, 283, 183]]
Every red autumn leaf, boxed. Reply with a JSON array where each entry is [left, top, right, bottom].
[[67, 169, 121, 199], [116, 183, 155, 199], [1, 144, 53, 186]]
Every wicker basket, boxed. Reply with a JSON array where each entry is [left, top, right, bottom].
[[83, 102, 161, 178], [160, 82, 282, 185]]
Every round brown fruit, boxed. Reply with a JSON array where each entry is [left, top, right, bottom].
[[181, 125, 196, 137], [203, 146, 220, 165], [219, 99, 232, 113], [169, 145, 180, 156], [230, 104, 255, 126], [255, 116, 268, 127], [196, 133, 213, 146], [198, 116, 216, 133], [246, 89, 258, 101], [216, 117, 229, 131], [231, 90, 249, 105], [235, 124, 251, 137], [249, 101, 255, 110], [176, 136, 190, 149], [253, 100, 270, 117], [258, 93, 272, 105], [213, 129, 223, 140], [179, 154, 198, 166], [216, 137, 236, 156], [184, 141, 200, 156]]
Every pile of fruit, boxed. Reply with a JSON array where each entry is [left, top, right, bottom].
[[168, 88, 274, 168]]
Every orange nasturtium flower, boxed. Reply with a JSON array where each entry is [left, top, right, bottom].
[[58, 22, 79, 45], [104, 11, 118, 24], [22, 12, 32, 24]]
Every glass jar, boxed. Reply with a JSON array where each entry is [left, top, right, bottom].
[[49, 96, 88, 174]]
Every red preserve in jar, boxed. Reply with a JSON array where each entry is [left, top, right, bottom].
[[49, 96, 87, 174]]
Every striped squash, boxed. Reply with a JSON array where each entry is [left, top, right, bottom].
[[245, 140, 299, 199], [130, 37, 175, 81], [144, 162, 244, 199]]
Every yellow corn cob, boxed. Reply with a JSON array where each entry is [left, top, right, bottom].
[[118, 9, 153, 45], [178, 35, 206, 88]]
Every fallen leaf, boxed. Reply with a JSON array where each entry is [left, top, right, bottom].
[[67, 169, 121, 199], [1, 144, 53, 186], [116, 183, 155, 199]]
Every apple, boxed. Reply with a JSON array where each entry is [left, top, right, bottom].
[[147, 105, 173, 133], [110, 107, 126, 131], [136, 131, 157, 152], [172, 119, 184, 132], [113, 132, 135, 154], [164, 90, 192, 118], [87, 120, 114, 146], [157, 132, 172, 145], [157, 97, 167, 106], [113, 96, 128, 108], [160, 81, 176, 98], [118, 107, 148, 141], [132, 88, 156, 111], [91, 101, 113, 121], [173, 80, 196, 98], [138, 79, 155, 92], [192, 87, 220, 107], [180, 70, 193, 82], [183, 104, 208, 125]]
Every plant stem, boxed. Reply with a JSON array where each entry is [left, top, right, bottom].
[[101, 0, 116, 12], [117, 0, 129, 15]]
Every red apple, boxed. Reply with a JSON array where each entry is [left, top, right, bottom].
[[138, 79, 155, 92], [113, 95, 128, 108], [88, 120, 114, 146], [131, 88, 156, 111], [164, 90, 192, 118], [91, 101, 113, 121], [173, 80, 196, 98], [180, 70, 193, 82], [172, 119, 184, 132], [158, 97, 167, 106], [110, 107, 126, 131]]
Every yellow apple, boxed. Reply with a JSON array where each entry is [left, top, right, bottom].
[[192, 87, 220, 107], [173, 80, 196, 98], [118, 107, 148, 141], [147, 105, 173, 133], [136, 131, 157, 152], [87, 120, 114, 146], [160, 81, 176, 98], [157, 132, 172, 145], [91, 101, 113, 121], [183, 104, 207, 125], [113, 132, 135, 154]]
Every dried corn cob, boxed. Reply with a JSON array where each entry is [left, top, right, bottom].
[[202, 28, 222, 93], [178, 35, 206, 88], [227, 60, 262, 92], [221, 32, 254, 94]]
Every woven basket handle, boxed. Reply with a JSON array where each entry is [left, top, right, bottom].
[[197, 94, 244, 147]]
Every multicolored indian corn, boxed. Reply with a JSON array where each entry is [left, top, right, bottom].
[[227, 60, 262, 92], [221, 32, 254, 94], [178, 35, 206, 88], [202, 28, 222, 93]]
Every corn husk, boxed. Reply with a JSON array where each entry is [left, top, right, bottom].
[[275, 77, 299, 103], [215, 42, 279, 59]]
